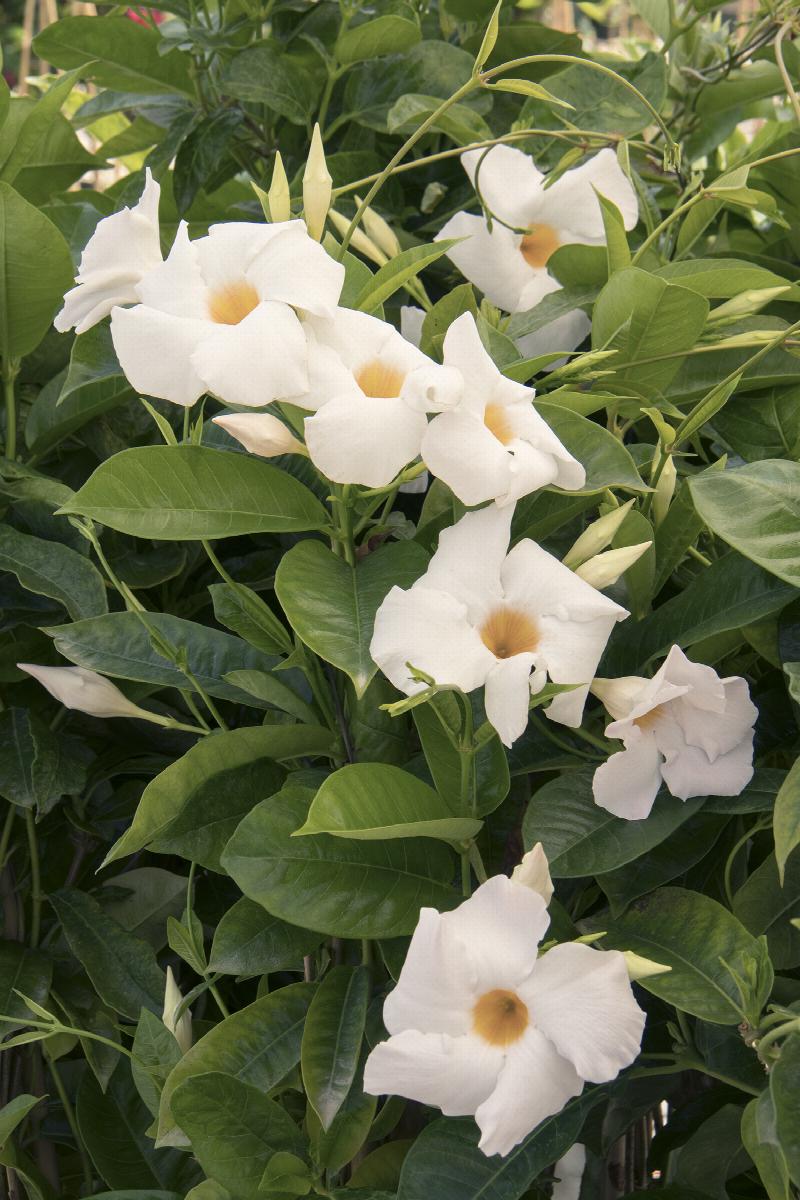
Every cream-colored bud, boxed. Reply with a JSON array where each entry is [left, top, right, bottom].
[[213, 412, 307, 459], [267, 151, 291, 223], [18, 663, 150, 721], [355, 195, 401, 258], [623, 951, 671, 981], [511, 843, 554, 905], [162, 966, 192, 1054], [575, 541, 652, 589], [302, 124, 332, 241], [590, 675, 646, 721], [708, 286, 789, 324], [562, 499, 635, 569], [652, 455, 677, 527], [326, 210, 387, 267]]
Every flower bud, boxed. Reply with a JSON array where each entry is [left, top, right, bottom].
[[562, 499, 635, 569], [162, 966, 192, 1054], [510, 843, 553, 905], [267, 151, 291, 223], [575, 541, 652, 589], [213, 412, 307, 458], [652, 454, 677, 527], [355, 195, 401, 258], [326, 210, 387, 267], [623, 951, 671, 981], [18, 663, 150, 721], [590, 675, 645, 721], [303, 123, 332, 242], [707, 286, 789, 324]]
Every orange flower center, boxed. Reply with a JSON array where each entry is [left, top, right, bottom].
[[208, 280, 260, 325], [479, 606, 540, 660], [473, 988, 529, 1046], [355, 360, 406, 398], [519, 224, 561, 269], [484, 403, 515, 446]]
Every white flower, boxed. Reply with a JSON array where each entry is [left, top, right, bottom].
[[510, 843, 553, 905], [55, 169, 163, 336], [162, 966, 192, 1054], [436, 145, 638, 314], [212, 412, 306, 458], [552, 1144, 586, 1200], [400, 305, 426, 348], [110, 219, 344, 408], [370, 504, 628, 746], [592, 645, 757, 820], [18, 663, 150, 721], [293, 307, 461, 488], [421, 312, 585, 507], [363, 875, 645, 1158]]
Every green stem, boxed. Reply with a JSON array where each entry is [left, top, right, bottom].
[[633, 1059, 761, 1097], [460, 851, 472, 898], [630, 188, 706, 265], [208, 981, 230, 1020], [202, 539, 236, 585], [2, 366, 18, 462], [24, 811, 42, 950], [0, 804, 16, 871], [46, 1055, 93, 1194]]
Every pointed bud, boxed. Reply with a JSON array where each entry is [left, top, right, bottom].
[[355, 195, 401, 258], [562, 499, 635, 569], [326, 210, 387, 267], [267, 151, 291, 223], [18, 663, 150, 721], [162, 966, 192, 1054], [511, 843, 554, 905], [213, 412, 307, 458], [575, 541, 652, 589], [652, 454, 677, 527], [708, 286, 789, 324], [623, 951, 671, 981], [303, 124, 332, 242], [590, 675, 646, 721]]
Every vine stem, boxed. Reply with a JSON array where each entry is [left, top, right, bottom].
[[24, 811, 42, 950], [46, 1054, 93, 1194], [2, 367, 17, 462], [775, 20, 800, 126]]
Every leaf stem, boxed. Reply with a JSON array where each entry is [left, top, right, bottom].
[[46, 1053, 93, 1194], [2, 364, 18, 462], [24, 811, 42, 949]]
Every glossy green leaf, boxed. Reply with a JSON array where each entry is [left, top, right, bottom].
[[209, 897, 323, 977], [0, 525, 107, 621], [413, 696, 509, 818], [131, 1009, 182, 1119], [221, 43, 319, 125], [209, 581, 292, 656], [60, 446, 328, 539], [336, 9, 421, 64], [33, 16, 194, 95], [770, 1033, 800, 1187], [742, 1090, 791, 1200], [655, 257, 796, 299], [0, 942, 52, 1034], [301, 965, 370, 1129], [775, 758, 800, 887], [354, 241, 460, 313], [733, 851, 800, 970], [0, 74, 97, 195], [0, 708, 89, 815], [536, 404, 646, 492], [0, 182, 73, 360], [712, 385, 800, 464]]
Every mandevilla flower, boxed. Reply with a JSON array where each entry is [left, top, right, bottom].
[[162, 966, 192, 1054], [370, 504, 628, 746], [18, 663, 151, 721], [55, 169, 163, 336], [421, 312, 585, 507], [213, 412, 307, 458], [110, 219, 344, 408], [363, 874, 645, 1157], [592, 645, 757, 820], [552, 1144, 587, 1200]]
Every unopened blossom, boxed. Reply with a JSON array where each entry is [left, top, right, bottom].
[[363, 875, 644, 1157], [293, 308, 461, 488], [303, 123, 333, 241], [421, 312, 585, 507], [213, 412, 306, 458], [18, 663, 150, 721], [370, 504, 627, 746], [437, 145, 638, 315], [592, 645, 757, 820], [163, 966, 192, 1054], [55, 169, 163, 336], [510, 843, 553, 905], [110, 220, 344, 408], [552, 1144, 586, 1200], [574, 541, 652, 589]]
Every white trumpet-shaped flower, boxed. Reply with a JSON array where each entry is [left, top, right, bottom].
[[421, 312, 585, 507], [213, 412, 306, 458], [293, 308, 461, 487], [370, 504, 628, 746], [110, 220, 344, 408], [592, 645, 757, 820], [552, 1144, 587, 1200], [163, 966, 192, 1054], [437, 145, 638, 315], [510, 843, 553, 905], [55, 169, 163, 336], [363, 875, 645, 1158], [18, 663, 151, 721]]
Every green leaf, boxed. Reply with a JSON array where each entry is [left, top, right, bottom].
[[209, 582, 292, 656], [209, 897, 323, 977], [101, 867, 187, 951], [733, 852, 800, 970], [131, 1009, 182, 1118], [336, 9, 421, 64], [0, 71, 88, 190], [354, 241, 460, 313], [173, 110, 242, 215], [419, 283, 477, 358], [49, 889, 164, 1020], [275, 539, 428, 698], [536, 404, 646, 492], [221, 785, 459, 938], [0, 1094, 41, 1148], [775, 759, 800, 887], [221, 43, 319, 125], [171, 1072, 305, 1199], [655, 257, 797, 299], [104, 724, 335, 871], [158, 982, 314, 1147], [505, 286, 598, 341], [0, 525, 107, 621], [295, 763, 482, 842], [387, 94, 492, 146], [473, 0, 500, 71], [224, 669, 318, 724], [596, 190, 632, 274], [0, 942, 52, 1034], [310, 1074, 376, 1174], [770, 1033, 800, 1187], [673, 1104, 751, 1198], [712, 385, 800, 464], [742, 1090, 791, 1200], [0, 182, 74, 360], [301, 965, 370, 1130], [60, 446, 328, 540], [690, 460, 800, 587], [0, 708, 89, 815], [523, 768, 702, 878], [594, 887, 769, 1025], [412, 697, 509, 818], [33, 16, 194, 95]]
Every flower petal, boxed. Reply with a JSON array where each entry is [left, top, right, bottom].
[[195, 220, 291, 286], [303, 390, 426, 486], [511, 843, 554, 905], [400, 305, 426, 347], [553, 1144, 586, 1200], [592, 728, 663, 820], [461, 145, 545, 229], [534, 149, 639, 239], [110, 305, 208, 407], [422, 504, 511, 619], [192, 300, 308, 407], [441, 874, 550, 993], [247, 223, 345, 316], [364, 1029, 502, 1117], [422, 410, 513, 507], [383, 908, 477, 1036], [511, 405, 586, 492], [659, 730, 755, 801], [484, 653, 537, 747], [515, 309, 591, 367], [524, 943, 645, 1083], [370, 584, 494, 696], [475, 1026, 582, 1157], [436, 213, 548, 313], [135, 221, 207, 319]]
